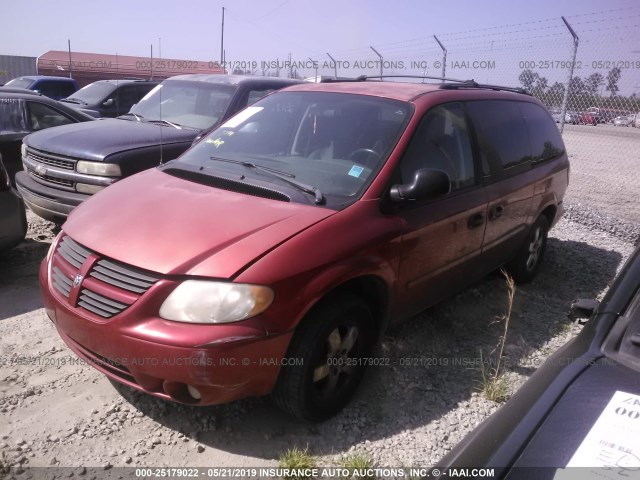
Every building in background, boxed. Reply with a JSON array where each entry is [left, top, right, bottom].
[[37, 51, 225, 87], [0, 55, 37, 85], [1, 51, 225, 87]]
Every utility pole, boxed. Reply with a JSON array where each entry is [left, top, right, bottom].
[[150, 44, 153, 80], [220, 7, 225, 64], [68, 39, 72, 78]]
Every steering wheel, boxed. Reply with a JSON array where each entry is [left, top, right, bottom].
[[348, 148, 380, 168]]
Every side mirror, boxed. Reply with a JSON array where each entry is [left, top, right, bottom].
[[390, 168, 451, 203], [103, 98, 115, 107]]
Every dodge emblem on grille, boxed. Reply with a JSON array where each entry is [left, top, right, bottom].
[[73, 274, 83, 288], [36, 164, 48, 176]]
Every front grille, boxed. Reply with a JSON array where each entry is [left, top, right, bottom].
[[57, 236, 90, 268], [28, 168, 75, 189], [27, 148, 75, 170], [78, 289, 129, 318], [52, 266, 72, 298], [90, 259, 158, 294], [52, 235, 160, 319]]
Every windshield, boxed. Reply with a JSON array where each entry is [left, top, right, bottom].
[[5, 78, 34, 89], [130, 80, 235, 130], [63, 82, 115, 104], [171, 91, 411, 207]]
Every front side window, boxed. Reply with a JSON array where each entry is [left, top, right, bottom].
[[130, 81, 236, 130], [399, 103, 476, 191], [27, 102, 75, 131], [171, 91, 412, 207]]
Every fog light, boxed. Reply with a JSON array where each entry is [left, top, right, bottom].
[[76, 183, 106, 195], [187, 385, 202, 400]]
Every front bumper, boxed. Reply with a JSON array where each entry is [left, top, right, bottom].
[[15, 171, 88, 222], [40, 258, 293, 405]]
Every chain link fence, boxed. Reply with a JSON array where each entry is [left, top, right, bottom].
[[295, 7, 640, 229]]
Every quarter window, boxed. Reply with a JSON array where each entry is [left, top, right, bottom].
[[400, 103, 476, 191], [519, 102, 566, 163]]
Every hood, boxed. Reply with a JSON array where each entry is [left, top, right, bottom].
[[24, 118, 198, 161], [63, 168, 334, 278]]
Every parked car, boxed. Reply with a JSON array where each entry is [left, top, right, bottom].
[[613, 115, 633, 127], [564, 111, 579, 125], [437, 243, 640, 478], [0, 154, 27, 253], [40, 78, 569, 421], [634, 113, 640, 128], [59, 79, 158, 118], [578, 111, 598, 126], [3, 76, 78, 100], [0, 90, 95, 186], [16, 75, 301, 223]]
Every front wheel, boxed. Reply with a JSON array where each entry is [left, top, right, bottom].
[[506, 215, 549, 283], [272, 295, 375, 421]]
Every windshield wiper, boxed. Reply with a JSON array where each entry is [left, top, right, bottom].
[[119, 112, 144, 122], [209, 156, 324, 205], [148, 119, 182, 129], [61, 98, 85, 105]]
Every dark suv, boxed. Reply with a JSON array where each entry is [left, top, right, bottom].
[[60, 79, 158, 118], [3, 76, 78, 100], [41, 77, 569, 420], [16, 75, 301, 222]]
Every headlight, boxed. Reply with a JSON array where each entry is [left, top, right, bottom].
[[159, 281, 274, 324], [21, 143, 27, 159], [76, 161, 121, 177]]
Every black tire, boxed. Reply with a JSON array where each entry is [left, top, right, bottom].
[[506, 215, 549, 284], [272, 295, 374, 421]]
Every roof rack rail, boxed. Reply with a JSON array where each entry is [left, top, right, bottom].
[[440, 81, 529, 95], [354, 74, 471, 83]]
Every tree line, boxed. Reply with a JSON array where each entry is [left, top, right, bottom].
[[518, 67, 639, 111]]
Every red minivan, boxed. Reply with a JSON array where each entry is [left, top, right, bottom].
[[41, 79, 569, 420]]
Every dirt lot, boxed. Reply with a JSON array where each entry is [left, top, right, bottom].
[[0, 125, 638, 471]]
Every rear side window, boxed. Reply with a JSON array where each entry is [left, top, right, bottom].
[[519, 102, 566, 163], [36, 81, 60, 98], [465, 100, 530, 174]]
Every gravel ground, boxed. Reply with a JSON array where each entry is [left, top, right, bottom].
[[1, 123, 638, 471], [1, 208, 636, 471]]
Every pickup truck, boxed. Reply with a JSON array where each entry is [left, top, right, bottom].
[[15, 75, 301, 222]]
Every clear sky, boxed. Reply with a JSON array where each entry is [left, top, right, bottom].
[[2, 0, 639, 93]]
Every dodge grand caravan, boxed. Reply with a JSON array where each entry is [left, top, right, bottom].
[[41, 78, 569, 421]]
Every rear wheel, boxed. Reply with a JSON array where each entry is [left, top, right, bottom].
[[272, 295, 374, 421], [506, 216, 549, 283]]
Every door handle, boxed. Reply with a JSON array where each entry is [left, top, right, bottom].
[[467, 212, 485, 229], [489, 205, 504, 220]]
